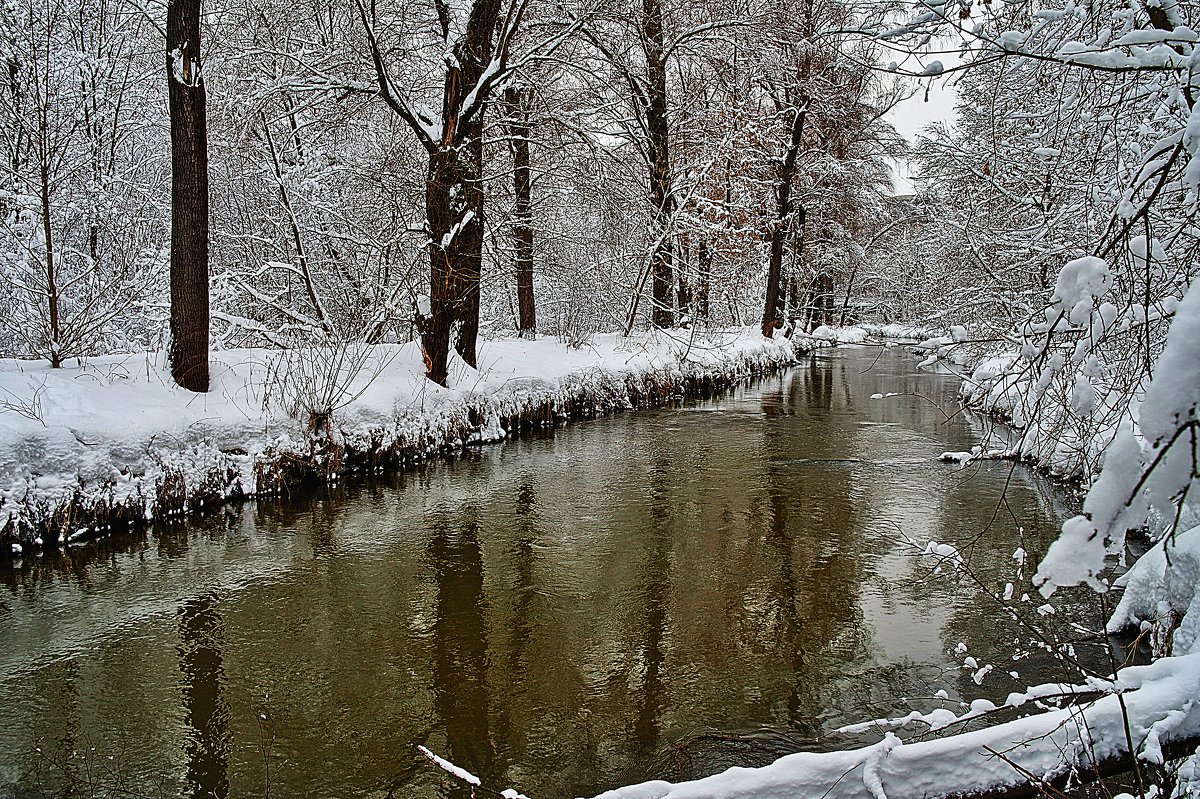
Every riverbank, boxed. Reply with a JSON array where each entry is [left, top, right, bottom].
[[0, 327, 797, 558]]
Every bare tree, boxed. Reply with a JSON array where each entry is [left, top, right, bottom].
[[761, 98, 807, 337]]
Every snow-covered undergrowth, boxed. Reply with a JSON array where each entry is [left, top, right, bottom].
[[798, 321, 944, 347], [0, 327, 796, 557], [928, 256, 1189, 485]]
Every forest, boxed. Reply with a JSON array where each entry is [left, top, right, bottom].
[[1, 0, 1199, 794]]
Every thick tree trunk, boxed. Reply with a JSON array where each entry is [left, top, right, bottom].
[[697, 238, 711, 322], [166, 0, 210, 392], [643, 0, 674, 328], [762, 104, 807, 338], [454, 121, 485, 368], [421, 0, 500, 384], [425, 148, 469, 386], [504, 87, 536, 338]]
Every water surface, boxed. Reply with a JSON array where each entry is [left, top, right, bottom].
[[0, 347, 1093, 799]]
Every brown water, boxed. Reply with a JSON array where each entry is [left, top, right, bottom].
[[0, 347, 1096, 799]]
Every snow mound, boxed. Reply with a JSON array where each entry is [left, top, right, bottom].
[[1108, 525, 1200, 656]]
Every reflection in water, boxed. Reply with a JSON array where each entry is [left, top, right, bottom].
[[508, 480, 538, 673], [179, 592, 231, 799], [0, 347, 1086, 799], [429, 517, 496, 796], [632, 459, 673, 750], [805, 353, 834, 410]]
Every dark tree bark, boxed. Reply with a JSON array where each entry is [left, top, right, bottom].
[[643, 0, 674, 328], [676, 268, 691, 319], [803, 268, 833, 332], [762, 102, 807, 338], [166, 0, 210, 392], [425, 124, 486, 384], [697, 237, 711, 322], [38, 141, 60, 367], [504, 86, 536, 337], [423, 0, 497, 384], [453, 119, 486, 368]]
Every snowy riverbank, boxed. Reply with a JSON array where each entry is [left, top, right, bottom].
[[0, 327, 797, 557]]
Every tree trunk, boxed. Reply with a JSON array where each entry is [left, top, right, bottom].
[[643, 0, 674, 328], [38, 139, 60, 367], [504, 86, 536, 338], [762, 103, 807, 338], [453, 120, 485, 368], [166, 0, 210, 392], [425, 148, 469, 386], [697, 238, 711, 322], [788, 206, 806, 326]]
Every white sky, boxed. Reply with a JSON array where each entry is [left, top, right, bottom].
[[885, 76, 959, 194]]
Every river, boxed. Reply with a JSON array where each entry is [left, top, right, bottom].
[[0, 346, 1092, 799]]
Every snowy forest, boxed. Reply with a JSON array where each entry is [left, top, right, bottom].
[[1, 0, 1199, 794]]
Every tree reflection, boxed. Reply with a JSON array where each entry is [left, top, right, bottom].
[[429, 517, 496, 797], [804, 354, 834, 410], [632, 458, 673, 751], [178, 591, 231, 799], [508, 480, 538, 671]]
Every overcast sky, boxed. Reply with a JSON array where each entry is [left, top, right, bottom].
[[884, 75, 958, 194]]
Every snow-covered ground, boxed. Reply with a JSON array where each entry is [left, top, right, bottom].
[[590, 651, 1200, 799], [798, 321, 943, 347], [0, 327, 797, 556]]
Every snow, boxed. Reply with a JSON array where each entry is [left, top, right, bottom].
[[0, 328, 796, 552], [587, 653, 1200, 799], [798, 323, 945, 347], [806, 325, 869, 344], [1035, 279, 1200, 595], [1049, 255, 1110, 327], [1108, 525, 1200, 655], [418, 745, 481, 786]]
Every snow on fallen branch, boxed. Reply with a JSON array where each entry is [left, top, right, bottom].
[[417, 745, 531, 799], [418, 745, 482, 786], [588, 654, 1200, 799]]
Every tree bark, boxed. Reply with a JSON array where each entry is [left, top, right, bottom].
[[762, 103, 807, 338], [504, 86, 536, 338], [424, 146, 473, 386], [166, 0, 210, 392], [38, 137, 60, 367], [697, 238, 711, 322], [643, 0, 674, 328], [453, 120, 485, 368]]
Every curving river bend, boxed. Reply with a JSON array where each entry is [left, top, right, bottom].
[[0, 346, 1092, 799]]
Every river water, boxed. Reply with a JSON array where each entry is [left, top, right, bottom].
[[0, 346, 1093, 799]]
